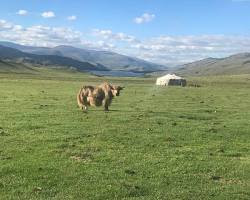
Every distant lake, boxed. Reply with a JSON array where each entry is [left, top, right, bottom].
[[90, 70, 145, 77]]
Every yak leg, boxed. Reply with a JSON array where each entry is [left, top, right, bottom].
[[103, 99, 109, 111], [81, 96, 89, 112]]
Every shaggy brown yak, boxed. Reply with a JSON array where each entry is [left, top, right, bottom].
[[77, 82, 124, 111]]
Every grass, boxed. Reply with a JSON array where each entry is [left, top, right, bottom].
[[0, 70, 250, 199]]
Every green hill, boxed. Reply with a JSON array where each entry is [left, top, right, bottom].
[[0, 60, 38, 74], [175, 53, 250, 76], [0, 45, 107, 72]]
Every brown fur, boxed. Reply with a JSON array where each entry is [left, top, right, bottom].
[[77, 82, 124, 111]]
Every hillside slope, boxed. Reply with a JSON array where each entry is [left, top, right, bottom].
[[0, 45, 107, 72], [175, 53, 250, 76], [0, 60, 35, 73]]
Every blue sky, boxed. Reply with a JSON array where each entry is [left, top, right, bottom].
[[1, 0, 250, 65]]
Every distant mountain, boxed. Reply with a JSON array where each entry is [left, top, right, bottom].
[[0, 41, 166, 72], [0, 45, 107, 71], [175, 53, 250, 76]]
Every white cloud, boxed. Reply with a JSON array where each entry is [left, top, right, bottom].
[[17, 10, 28, 16], [67, 15, 77, 21], [41, 11, 55, 18], [93, 29, 139, 43], [13, 25, 23, 31], [0, 20, 82, 47], [0, 19, 115, 51], [2, 19, 250, 66], [96, 41, 115, 49], [128, 35, 250, 65], [0, 20, 13, 30], [134, 13, 155, 24]]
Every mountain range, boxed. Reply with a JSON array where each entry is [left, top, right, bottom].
[[0, 45, 107, 72], [174, 53, 250, 76], [0, 41, 166, 73], [1, 41, 250, 76]]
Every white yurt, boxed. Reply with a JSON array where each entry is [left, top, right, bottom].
[[156, 74, 186, 86]]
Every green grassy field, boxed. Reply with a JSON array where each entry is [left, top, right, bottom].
[[0, 70, 250, 199]]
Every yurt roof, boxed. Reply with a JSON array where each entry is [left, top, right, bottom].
[[157, 74, 183, 80]]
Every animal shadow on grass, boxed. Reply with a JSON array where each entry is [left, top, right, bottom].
[[87, 109, 170, 115]]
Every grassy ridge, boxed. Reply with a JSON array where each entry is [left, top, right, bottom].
[[0, 72, 250, 199], [175, 53, 250, 76]]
